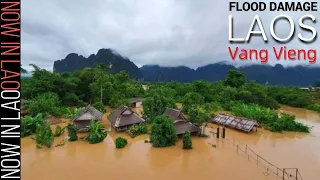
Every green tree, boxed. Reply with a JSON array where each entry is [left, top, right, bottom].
[[314, 81, 320, 87], [224, 69, 245, 88], [182, 92, 205, 114], [187, 105, 209, 135], [142, 88, 176, 122], [150, 115, 178, 147], [27, 92, 64, 116], [182, 131, 192, 149]]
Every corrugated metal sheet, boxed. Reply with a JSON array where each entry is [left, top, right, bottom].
[[211, 114, 259, 133]]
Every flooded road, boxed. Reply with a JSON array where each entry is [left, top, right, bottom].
[[21, 106, 320, 180]]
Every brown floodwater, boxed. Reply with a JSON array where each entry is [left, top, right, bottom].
[[21, 106, 320, 180]]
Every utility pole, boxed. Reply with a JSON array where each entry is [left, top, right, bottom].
[[100, 85, 102, 104]]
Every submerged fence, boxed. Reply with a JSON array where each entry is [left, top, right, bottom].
[[220, 137, 303, 180]]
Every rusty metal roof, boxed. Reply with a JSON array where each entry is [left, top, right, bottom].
[[211, 114, 259, 133]]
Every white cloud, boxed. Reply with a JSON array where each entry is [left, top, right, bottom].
[[21, 0, 320, 71]]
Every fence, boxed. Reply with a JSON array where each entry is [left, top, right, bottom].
[[220, 137, 303, 180]]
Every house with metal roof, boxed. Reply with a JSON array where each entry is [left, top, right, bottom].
[[211, 114, 260, 133], [108, 106, 145, 132]]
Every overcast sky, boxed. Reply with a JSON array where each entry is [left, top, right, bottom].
[[22, 0, 319, 71]]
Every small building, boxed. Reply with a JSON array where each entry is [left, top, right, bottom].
[[108, 106, 145, 132], [130, 98, 144, 108], [211, 114, 260, 133], [72, 105, 104, 131], [163, 108, 200, 136]]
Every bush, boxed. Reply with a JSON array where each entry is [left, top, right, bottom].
[[83, 120, 108, 144], [182, 131, 192, 149], [306, 104, 320, 113], [21, 113, 45, 137], [67, 123, 78, 141], [150, 115, 178, 147], [62, 107, 84, 119], [128, 123, 148, 138], [35, 124, 54, 148], [115, 137, 128, 148], [54, 125, 65, 137]]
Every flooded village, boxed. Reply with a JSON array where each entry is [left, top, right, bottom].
[[20, 63, 320, 180], [21, 104, 320, 180]]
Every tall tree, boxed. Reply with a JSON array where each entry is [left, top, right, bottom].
[[224, 69, 245, 88], [150, 115, 178, 147]]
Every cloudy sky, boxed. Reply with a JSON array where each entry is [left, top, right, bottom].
[[22, 0, 319, 71]]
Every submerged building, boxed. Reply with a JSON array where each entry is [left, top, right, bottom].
[[108, 106, 145, 132], [211, 114, 260, 133], [72, 105, 104, 131], [163, 108, 200, 136]]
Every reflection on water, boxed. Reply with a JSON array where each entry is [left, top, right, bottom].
[[21, 106, 320, 180]]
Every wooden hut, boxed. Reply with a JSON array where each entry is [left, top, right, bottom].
[[163, 108, 200, 136], [211, 114, 260, 133], [72, 105, 103, 131], [108, 106, 145, 132], [129, 98, 144, 108]]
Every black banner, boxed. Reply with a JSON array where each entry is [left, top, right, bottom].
[[1, 0, 21, 179]]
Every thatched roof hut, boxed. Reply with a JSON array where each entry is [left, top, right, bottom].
[[72, 105, 103, 131], [163, 108, 200, 136], [108, 106, 145, 132]]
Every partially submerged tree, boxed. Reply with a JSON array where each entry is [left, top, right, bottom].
[[182, 131, 192, 149], [150, 115, 178, 147], [35, 124, 54, 148], [82, 120, 108, 144], [115, 137, 128, 148], [67, 123, 78, 141]]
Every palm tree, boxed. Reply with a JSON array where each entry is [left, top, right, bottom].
[[21, 64, 28, 74], [29, 64, 41, 72]]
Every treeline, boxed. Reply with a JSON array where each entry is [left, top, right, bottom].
[[22, 64, 144, 116], [22, 65, 317, 134]]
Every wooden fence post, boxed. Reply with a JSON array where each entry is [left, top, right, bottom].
[[216, 127, 219, 138], [237, 144, 238, 153]]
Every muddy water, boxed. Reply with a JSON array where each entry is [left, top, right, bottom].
[[21, 106, 319, 180]]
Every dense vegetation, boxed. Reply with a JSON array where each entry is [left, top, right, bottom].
[[182, 131, 192, 149], [115, 137, 128, 148], [230, 103, 310, 133], [150, 115, 178, 147], [21, 113, 45, 137], [35, 124, 54, 148], [128, 124, 148, 138], [22, 63, 317, 137]]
